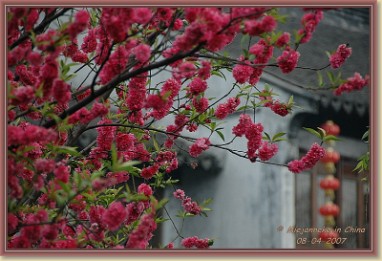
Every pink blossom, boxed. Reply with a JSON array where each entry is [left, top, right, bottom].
[[41, 59, 58, 80], [192, 97, 209, 113], [198, 60, 212, 80], [106, 171, 130, 186], [182, 197, 201, 215], [116, 133, 135, 151], [27, 51, 43, 66], [232, 114, 253, 137], [141, 165, 159, 179], [97, 118, 116, 149], [132, 44, 151, 63], [329, 44, 352, 69], [287, 143, 325, 173], [287, 160, 306, 174], [126, 213, 157, 249], [11, 85, 35, 105], [298, 10, 323, 43], [270, 101, 290, 116], [15, 65, 37, 86], [138, 183, 153, 197], [181, 236, 212, 248], [67, 10, 89, 39], [52, 79, 71, 105], [258, 141, 278, 161], [90, 101, 109, 118], [233, 63, 253, 84], [99, 46, 128, 84], [215, 97, 240, 119], [189, 138, 211, 157], [277, 47, 300, 73], [173, 61, 197, 80], [133, 8, 153, 24], [68, 107, 92, 124], [34, 158, 55, 173], [334, 72, 368, 96], [102, 201, 127, 231], [54, 164, 70, 183], [244, 15, 276, 36], [188, 77, 208, 96], [81, 29, 97, 53], [275, 32, 290, 47], [301, 143, 326, 169], [8, 213, 19, 234], [173, 189, 186, 200]]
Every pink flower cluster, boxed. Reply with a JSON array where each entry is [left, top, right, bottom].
[[126, 72, 148, 125], [275, 32, 291, 47], [146, 78, 181, 120], [181, 236, 212, 248], [214, 97, 240, 119], [67, 10, 90, 39], [99, 46, 128, 84], [270, 101, 291, 117], [334, 72, 369, 96], [232, 114, 278, 162], [232, 60, 253, 84], [232, 39, 274, 85], [330, 44, 352, 69], [244, 15, 277, 36], [277, 47, 300, 74], [81, 29, 97, 53], [173, 189, 201, 215], [102, 201, 128, 231], [7, 123, 57, 147], [187, 77, 208, 96], [298, 10, 323, 43], [131, 44, 151, 64], [101, 8, 152, 42], [126, 213, 157, 249], [192, 97, 209, 113], [287, 143, 325, 174], [189, 138, 211, 158]]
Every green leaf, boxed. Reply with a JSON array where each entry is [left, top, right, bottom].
[[211, 70, 227, 81], [303, 127, 322, 139], [272, 132, 286, 142], [263, 132, 271, 141], [54, 146, 82, 157], [317, 127, 326, 139], [155, 217, 170, 224], [361, 130, 369, 142], [216, 130, 225, 141], [327, 71, 335, 84], [317, 71, 323, 86], [323, 135, 341, 142], [113, 161, 141, 173], [287, 95, 294, 106], [111, 143, 118, 166], [156, 198, 169, 210], [152, 137, 160, 152]]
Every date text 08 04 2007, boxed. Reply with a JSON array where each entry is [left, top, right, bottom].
[[296, 237, 347, 245]]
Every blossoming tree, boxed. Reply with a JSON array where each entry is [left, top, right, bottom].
[[6, 7, 369, 249]]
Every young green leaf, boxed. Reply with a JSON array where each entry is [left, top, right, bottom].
[[303, 127, 322, 139]]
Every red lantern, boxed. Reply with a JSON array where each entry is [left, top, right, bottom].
[[320, 120, 340, 136], [320, 175, 340, 190], [318, 229, 339, 241], [319, 202, 340, 216], [320, 148, 340, 163]]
